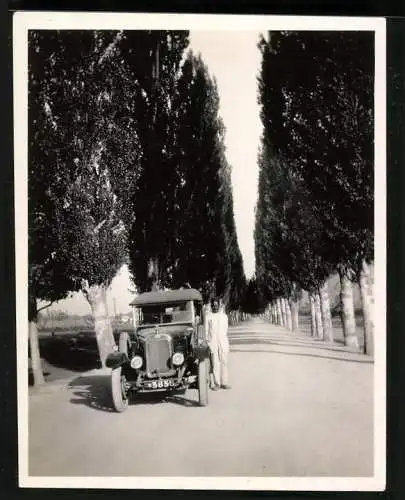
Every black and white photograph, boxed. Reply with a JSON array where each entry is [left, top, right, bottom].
[[14, 12, 386, 490]]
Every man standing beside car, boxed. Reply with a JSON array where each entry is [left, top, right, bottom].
[[207, 297, 231, 390]]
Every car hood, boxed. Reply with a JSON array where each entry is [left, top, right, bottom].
[[136, 323, 194, 340]]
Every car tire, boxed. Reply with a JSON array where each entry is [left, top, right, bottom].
[[111, 367, 129, 413], [119, 332, 131, 356], [198, 359, 209, 407]]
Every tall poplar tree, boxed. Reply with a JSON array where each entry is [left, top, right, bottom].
[[170, 52, 246, 306], [125, 31, 190, 292], [29, 30, 142, 375], [255, 31, 374, 350]]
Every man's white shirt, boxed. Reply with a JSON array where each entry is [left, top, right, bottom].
[[207, 311, 229, 353]]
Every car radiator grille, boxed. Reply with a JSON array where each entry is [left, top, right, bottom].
[[145, 336, 172, 375]]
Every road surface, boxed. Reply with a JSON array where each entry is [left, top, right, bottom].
[[28, 318, 374, 477]]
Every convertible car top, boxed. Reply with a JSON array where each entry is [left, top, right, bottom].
[[129, 288, 203, 306]]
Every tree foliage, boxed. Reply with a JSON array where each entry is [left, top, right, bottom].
[[29, 30, 142, 303], [128, 49, 246, 308], [29, 29, 246, 336], [258, 32, 374, 277], [242, 277, 266, 314], [125, 31, 190, 292], [254, 147, 330, 300], [172, 52, 246, 307], [255, 31, 374, 302]]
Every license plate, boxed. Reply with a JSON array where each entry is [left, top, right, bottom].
[[145, 379, 175, 389]]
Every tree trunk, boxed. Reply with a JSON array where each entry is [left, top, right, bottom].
[[271, 303, 277, 324], [290, 299, 300, 332], [309, 293, 317, 337], [369, 262, 374, 317], [339, 272, 359, 350], [29, 294, 44, 386], [359, 259, 374, 356], [314, 293, 324, 340], [279, 298, 286, 327], [276, 298, 283, 326], [85, 284, 116, 368], [285, 298, 292, 330], [320, 281, 334, 342], [148, 256, 160, 291]]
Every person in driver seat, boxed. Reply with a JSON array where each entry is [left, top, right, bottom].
[[207, 297, 231, 390]]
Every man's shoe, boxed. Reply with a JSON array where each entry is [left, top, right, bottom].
[[210, 385, 220, 391], [221, 384, 231, 389]]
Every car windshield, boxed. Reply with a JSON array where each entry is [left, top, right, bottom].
[[137, 301, 193, 326]]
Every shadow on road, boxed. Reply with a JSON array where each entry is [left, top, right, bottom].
[[68, 374, 200, 412], [131, 391, 200, 408], [68, 375, 115, 412], [231, 335, 349, 349], [228, 331, 372, 362], [231, 345, 373, 364], [230, 335, 350, 353]]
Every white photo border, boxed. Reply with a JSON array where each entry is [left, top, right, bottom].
[[13, 11, 386, 491]]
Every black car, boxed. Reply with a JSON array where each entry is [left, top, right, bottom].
[[106, 288, 210, 412]]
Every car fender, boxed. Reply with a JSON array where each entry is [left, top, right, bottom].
[[106, 351, 129, 369]]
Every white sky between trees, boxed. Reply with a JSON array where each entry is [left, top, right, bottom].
[[41, 31, 262, 316]]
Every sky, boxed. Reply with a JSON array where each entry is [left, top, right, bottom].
[[40, 31, 263, 316]]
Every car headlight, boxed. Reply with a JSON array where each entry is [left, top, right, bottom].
[[130, 355, 143, 370], [172, 352, 185, 366]]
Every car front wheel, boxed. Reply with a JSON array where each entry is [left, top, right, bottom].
[[197, 359, 209, 407], [111, 367, 129, 412]]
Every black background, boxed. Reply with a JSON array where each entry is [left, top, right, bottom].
[[2, 2, 404, 500]]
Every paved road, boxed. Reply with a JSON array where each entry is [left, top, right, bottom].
[[28, 318, 374, 477]]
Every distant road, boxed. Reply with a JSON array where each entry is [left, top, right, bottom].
[[29, 317, 373, 477]]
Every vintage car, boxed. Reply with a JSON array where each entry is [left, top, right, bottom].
[[106, 288, 210, 412]]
